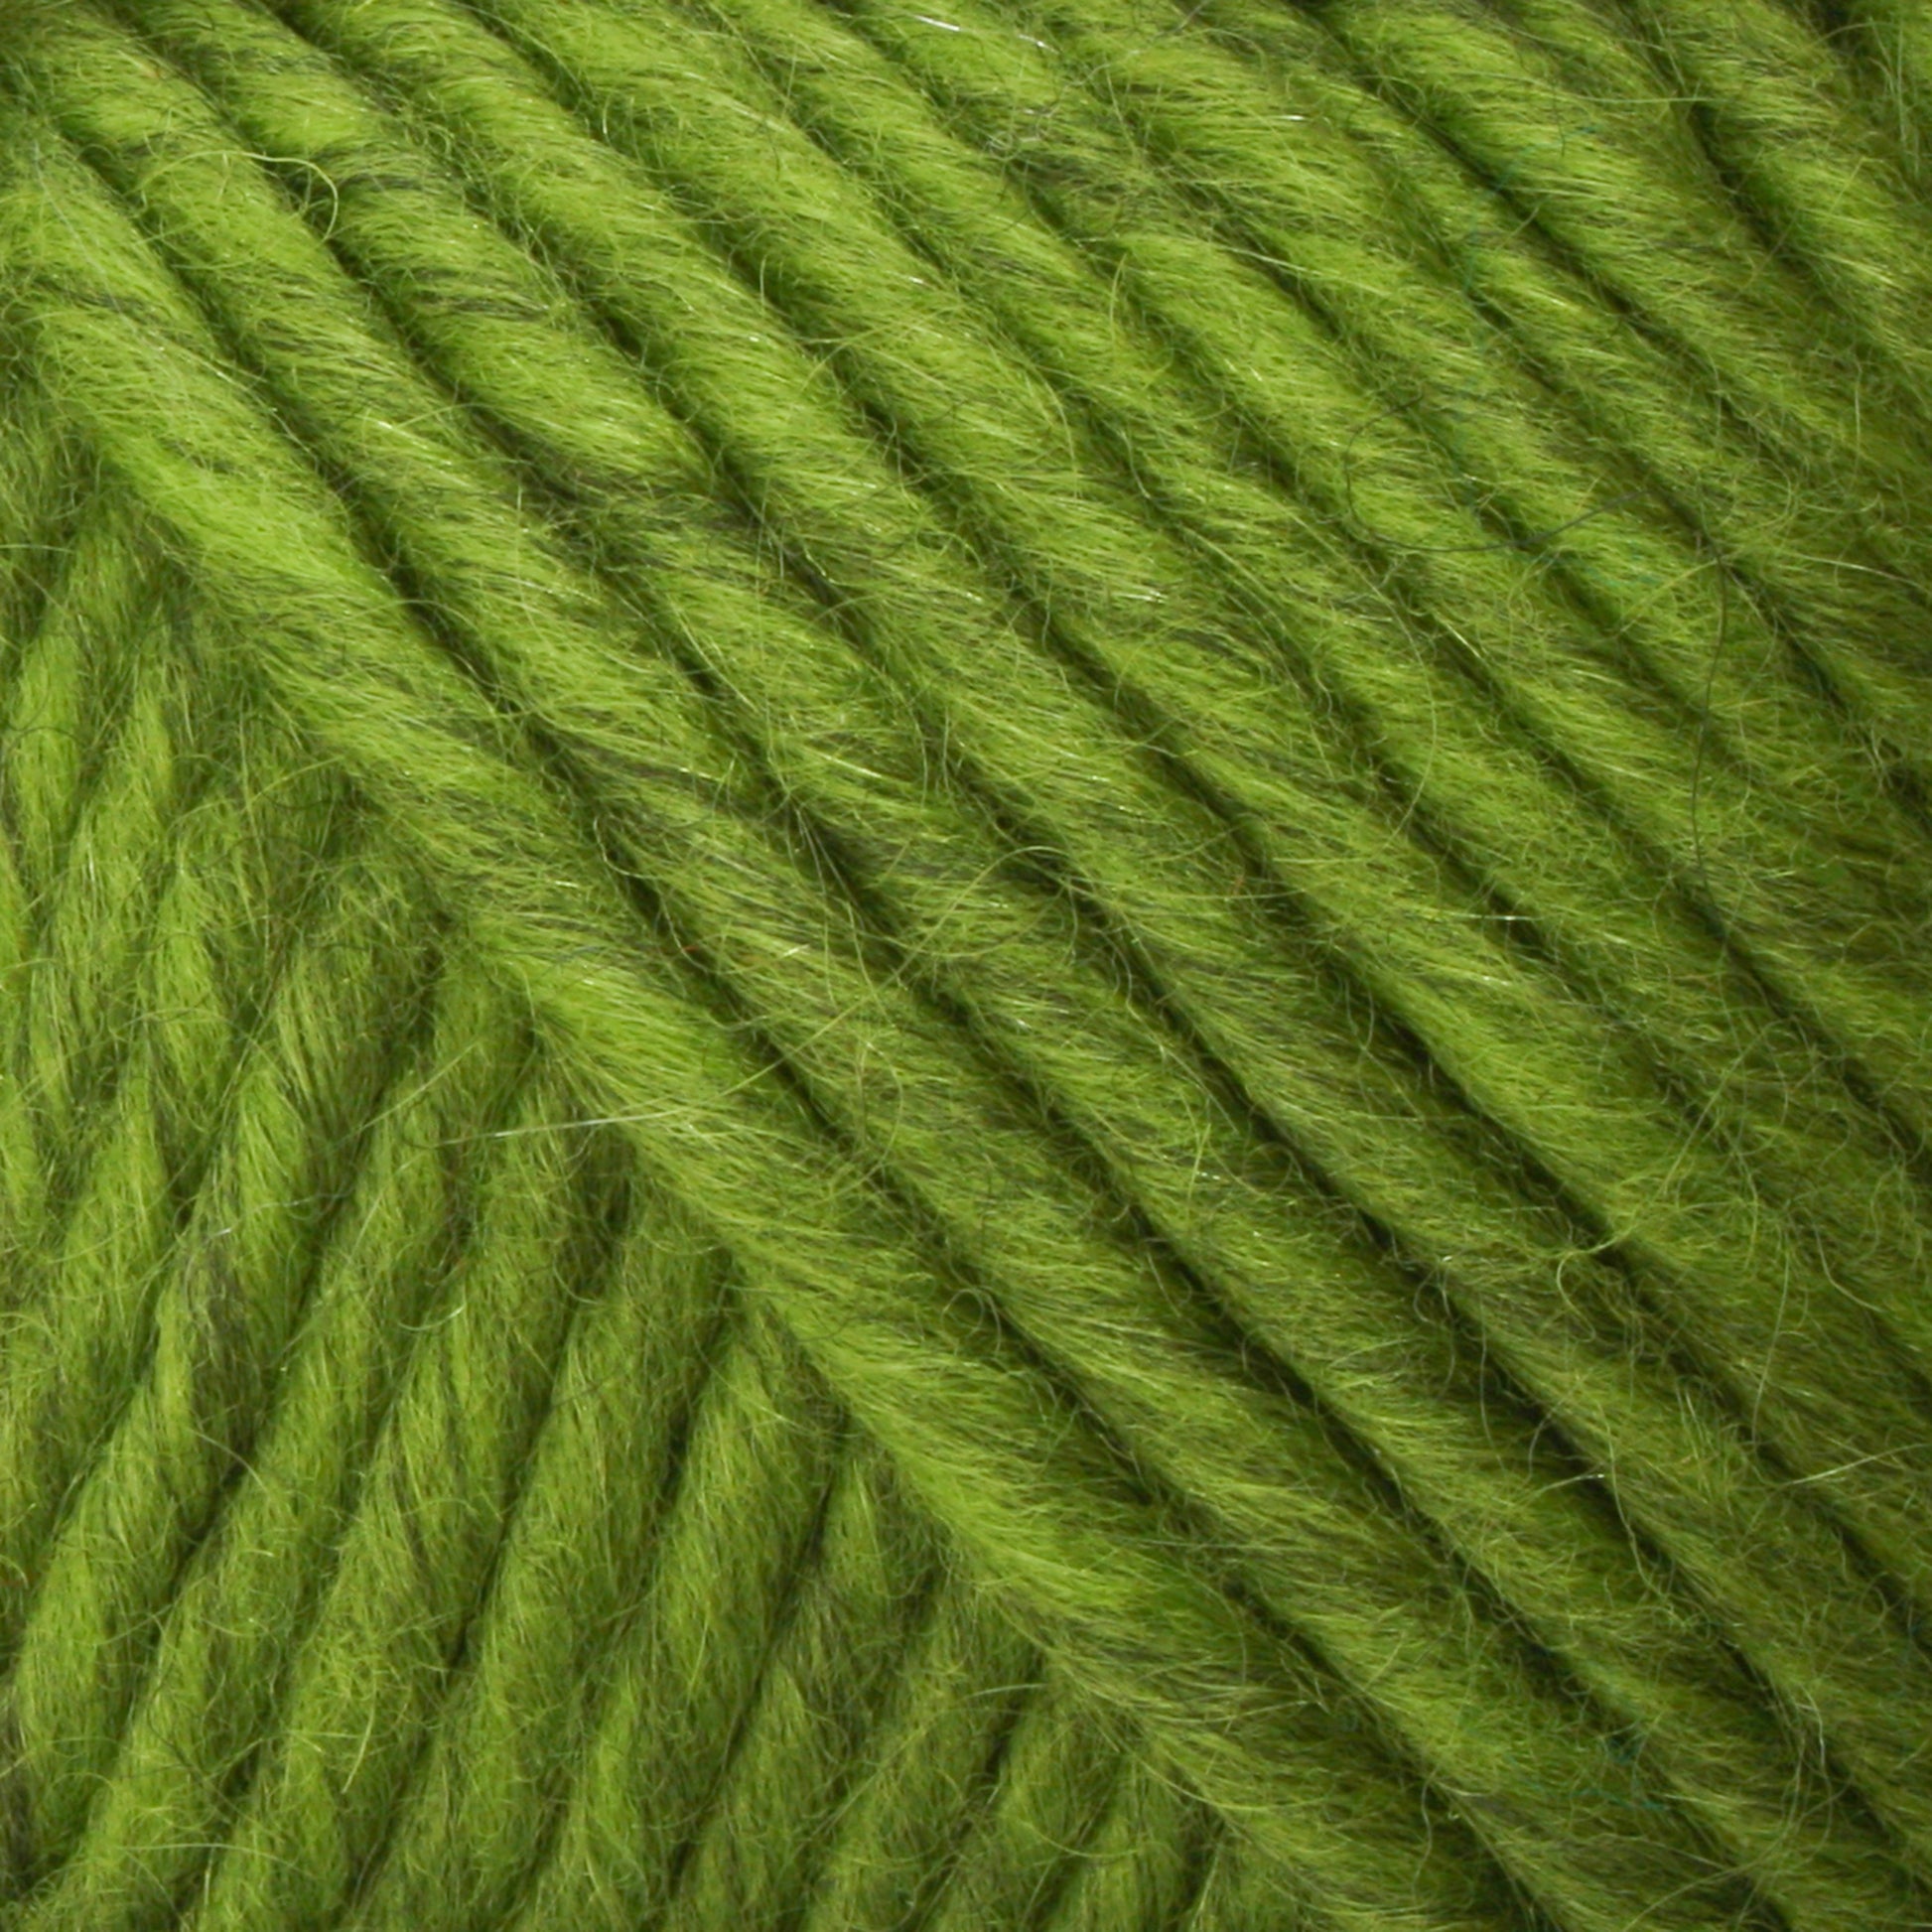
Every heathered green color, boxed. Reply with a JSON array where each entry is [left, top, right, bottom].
[[647, 1443, 944, 1932], [0, 718, 361, 1679], [60, 26, 1932, 1900], [323, 1217, 730, 1932], [207, 0, 1932, 1633], [1122, 0, 1932, 784], [0, 852, 440, 1896], [791, 1589, 1048, 1932], [799, 0, 1932, 1132], [184, 1057, 636, 1932], [1183, 1834, 1327, 1932], [1042, 1756, 1217, 1932], [910, 1671, 1133, 1932], [86, 0, 1932, 1746], [488, 1309, 849, 1932], [1292, 0, 1932, 492], [0, 508, 187, 1319], [1494, 0, 1932, 435], [1807, 0, 1932, 191], [7, 942, 541, 1932], [2, 0, 1932, 1927], [0, 38, 1859, 1930]]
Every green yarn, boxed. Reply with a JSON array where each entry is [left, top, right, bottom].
[[1, 0, 1931, 1928], [1814, 0, 1932, 193]]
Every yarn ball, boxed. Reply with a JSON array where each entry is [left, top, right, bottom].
[[2, 1, 1930, 1928]]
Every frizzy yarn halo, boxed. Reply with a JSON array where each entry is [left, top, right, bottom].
[[0, 0, 1929, 1929]]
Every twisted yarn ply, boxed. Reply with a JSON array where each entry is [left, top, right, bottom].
[[1, 0, 1931, 1927]]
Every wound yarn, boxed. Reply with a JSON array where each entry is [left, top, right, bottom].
[[0, 1, 1929, 1928]]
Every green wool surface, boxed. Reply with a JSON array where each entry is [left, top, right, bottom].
[[1, 0, 1930, 1926]]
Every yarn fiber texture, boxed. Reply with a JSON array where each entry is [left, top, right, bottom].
[[1, 0, 1930, 1925]]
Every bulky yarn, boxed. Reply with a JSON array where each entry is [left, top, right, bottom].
[[1, 1, 1930, 1927]]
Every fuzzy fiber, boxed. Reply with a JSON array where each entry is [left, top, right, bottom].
[[1, 0, 1930, 1928]]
